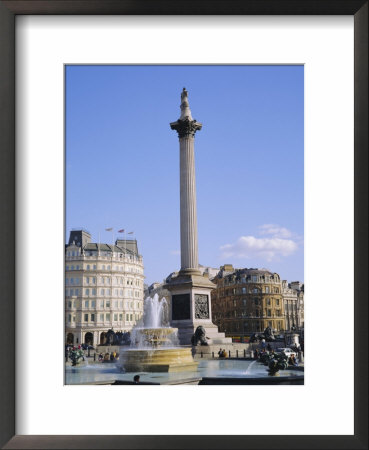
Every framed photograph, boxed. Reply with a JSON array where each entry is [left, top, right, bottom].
[[0, 1, 367, 449]]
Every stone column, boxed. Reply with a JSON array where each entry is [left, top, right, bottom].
[[170, 88, 202, 273], [166, 89, 232, 346]]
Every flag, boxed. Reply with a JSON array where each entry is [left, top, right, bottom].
[[118, 229, 124, 233], [128, 231, 134, 234], [105, 228, 113, 231]]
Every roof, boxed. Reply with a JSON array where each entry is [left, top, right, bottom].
[[215, 267, 279, 280], [83, 242, 138, 256]]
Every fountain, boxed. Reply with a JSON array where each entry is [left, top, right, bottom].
[[119, 295, 198, 373]]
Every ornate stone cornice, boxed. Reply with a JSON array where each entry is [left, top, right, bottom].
[[170, 118, 202, 138]]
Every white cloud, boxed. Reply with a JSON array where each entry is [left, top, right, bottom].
[[259, 224, 292, 239], [220, 235, 298, 262]]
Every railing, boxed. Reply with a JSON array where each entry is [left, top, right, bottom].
[[65, 254, 143, 264]]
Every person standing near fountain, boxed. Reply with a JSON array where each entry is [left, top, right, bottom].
[[166, 89, 231, 347]]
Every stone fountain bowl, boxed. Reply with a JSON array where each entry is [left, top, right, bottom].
[[139, 327, 177, 339], [120, 347, 198, 373]]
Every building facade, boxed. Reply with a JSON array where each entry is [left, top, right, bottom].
[[282, 280, 304, 332], [211, 266, 286, 339], [65, 230, 145, 346]]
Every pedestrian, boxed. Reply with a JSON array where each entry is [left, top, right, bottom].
[[133, 375, 140, 384], [218, 348, 222, 358]]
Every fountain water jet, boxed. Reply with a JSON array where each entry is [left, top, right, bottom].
[[119, 294, 198, 372]]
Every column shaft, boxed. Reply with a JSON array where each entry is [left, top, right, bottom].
[[179, 136, 198, 270]]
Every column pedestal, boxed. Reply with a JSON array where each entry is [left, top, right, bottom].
[[164, 271, 232, 345]]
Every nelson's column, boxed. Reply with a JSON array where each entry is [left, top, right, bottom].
[[165, 88, 231, 346]]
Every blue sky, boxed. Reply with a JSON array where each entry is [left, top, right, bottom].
[[66, 65, 304, 285]]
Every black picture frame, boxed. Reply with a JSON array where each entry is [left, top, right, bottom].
[[0, 1, 367, 449]]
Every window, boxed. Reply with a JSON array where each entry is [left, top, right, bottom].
[[65, 278, 69, 285], [101, 288, 105, 295], [92, 277, 96, 284], [107, 265, 111, 270], [106, 300, 110, 308], [91, 300, 96, 308], [102, 265, 106, 270], [85, 289, 89, 295], [267, 309, 271, 317], [92, 289, 96, 295], [68, 301, 72, 308], [276, 299, 280, 306], [99, 313, 104, 321], [265, 287, 269, 293], [76, 265, 79, 270], [114, 301, 118, 308], [91, 314, 95, 322], [267, 298, 271, 305], [242, 299, 247, 306], [71, 265, 75, 270], [84, 300, 89, 308], [130, 314, 133, 321], [66, 265, 69, 271], [84, 314, 88, 322], [126, 313, 129, 321], [119, 313, 123, 321], [242, 287, 246, 294], [68, 314, 72, 322], [114, 314, 118, 321], [252, 275, 257, 282], [87, 265, 90, 270], [72, 316, 75, 322], [93, 265, 96, 270], [254, 298, 259, 305], [70, 278, 74, 285], [253, 288, 259, 294], [86, 277, 90, 284], [120, 300, 123, 308], [106, 313, 110, 321]]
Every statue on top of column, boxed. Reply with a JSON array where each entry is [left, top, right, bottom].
[[181, 87, 189, 104], [170, 88, 202, 137]]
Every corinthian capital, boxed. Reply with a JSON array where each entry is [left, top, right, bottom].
[[170, 118, 202, 138]]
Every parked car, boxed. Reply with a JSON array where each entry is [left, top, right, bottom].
[[275, 347, 297, 358]]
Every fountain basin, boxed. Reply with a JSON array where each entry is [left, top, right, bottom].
[[120, 347, 198, 372]]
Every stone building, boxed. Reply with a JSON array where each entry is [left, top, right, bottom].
[[65, 229, 144, 346], [282, 280, 304, 332], [211, 266, 286, 339]]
